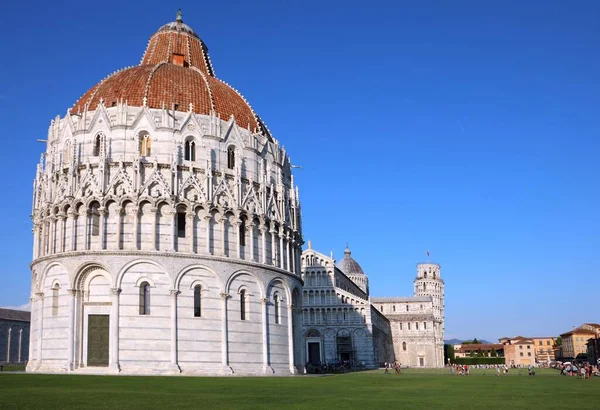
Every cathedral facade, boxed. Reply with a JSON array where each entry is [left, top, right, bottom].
[[301, 245, 445, 368], [27, 14, 304, 375]]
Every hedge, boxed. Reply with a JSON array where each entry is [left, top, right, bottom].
[[452, 357, 505, 365]]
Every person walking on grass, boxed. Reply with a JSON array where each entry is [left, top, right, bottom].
[[384, 362, 389, 374]]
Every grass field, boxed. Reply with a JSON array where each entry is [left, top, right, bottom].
[[1, 368, 598, 409]]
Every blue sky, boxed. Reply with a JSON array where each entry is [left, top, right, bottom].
[[0, 0, 598, 341]]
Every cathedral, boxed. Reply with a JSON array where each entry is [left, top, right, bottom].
[[301, 244, 444, 369], [27, 13, 444, 375]]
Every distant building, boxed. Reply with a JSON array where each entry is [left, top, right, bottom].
[[453, 343, 503, 358], [0, 308, 30, 364], [560, 324, 600, 359], [530, 337, 556, 363], [499, 336, 536, 366]]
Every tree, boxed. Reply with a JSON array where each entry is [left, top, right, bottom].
[[490, 348, 498, 357], [477, 349, 484, 357], [555, 337, 562, 346], [444, 344, 455, 364]]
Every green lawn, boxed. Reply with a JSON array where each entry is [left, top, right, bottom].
[[0, 369, 598, 409]]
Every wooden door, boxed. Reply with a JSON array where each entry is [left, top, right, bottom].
[[87, 314, 109, 367]]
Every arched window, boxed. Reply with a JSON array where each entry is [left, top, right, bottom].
[[408, 323, 411, 330], [424, 272, 428, 279], [274, 294, 280, 324], [52, 283, 60, 316], [139, 133, 151, 157], [93, 134, 101, 157], [416, 322, 419, 330], [194, 285, 202, 317], [139, 282, 150, 315], [400, 323, 403, 330], [239, 219, 246, 246], [240, 289, 247, 321], [406, 305, 409, 312], [227, 146, 235, 169], [90, 203, 100, 237], [423, 283, 427, 291], [433, 272, 437, 279], [423, 322, 427, 330], [177, 211, 186, 238], [402, 341, 407, 351], [184, 138, 196, 161]]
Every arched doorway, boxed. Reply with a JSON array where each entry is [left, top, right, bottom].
[[305, 329, 321, 366]]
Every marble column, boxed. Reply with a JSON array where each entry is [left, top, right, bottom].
[[169, 289, 181, 373], [151, 207, 158, 251], [279, 228, 284, 269], [291, 239, 296, 275], [205, 215, 212, 254], [32, 224, 40, 259], [234, 221, 242, 259], [261, 298, 271, 373], [28, 296, 36, 368], [220, 293, 231, 373], [170, 211, 177, 252], [287, 303, 296, 373], [260, 225, 267, 264], [6, 327, 11, 363], [58, 214, 66, 253], [84, 210, 90, 250], [18, 328, 23, 363], [70, 212, 78, 251], [270, 228, 277, 266], [115, 207, 123, 250], [133, 209, 140, 250], [66, 289, 76, 370], [109, 288, 121, 372], [219, 217, 226, 257], [48, 218, 56, 254], [285, 233, 291, 272], [35, 292, 44, 369], [187, 213, 195, 253], [249, 222, 256, 262], [99, 208, 107, 250]]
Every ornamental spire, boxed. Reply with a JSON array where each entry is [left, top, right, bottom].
[[176, 9, 183, 22]]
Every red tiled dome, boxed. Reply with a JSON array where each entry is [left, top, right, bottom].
[[72, 14, 269, 136]]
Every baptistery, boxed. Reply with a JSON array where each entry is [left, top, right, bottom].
[[28, 12, 304, 375]]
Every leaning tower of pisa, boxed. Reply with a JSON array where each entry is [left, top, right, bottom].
[[414, 263, 445, 365]]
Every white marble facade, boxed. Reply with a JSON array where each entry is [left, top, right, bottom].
[[302, 245, 444, 368], [27, 15, 304, 375]]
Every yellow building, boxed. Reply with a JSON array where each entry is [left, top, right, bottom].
[[560, 324, 600, 359], [531, 337, 556, 363]]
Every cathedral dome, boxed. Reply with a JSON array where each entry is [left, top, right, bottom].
[[337, 247, 365, 276], [71, 12, 270, 137]]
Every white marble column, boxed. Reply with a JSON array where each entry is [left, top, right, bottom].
[[32, 224, 40, 259], [291, 239, 296, 275], [58, 214, 66, 253], [234, 221, 242, 259], [49, 218, 56, 254], [219, 217, 226, 256], [270, 227, 277, 266], [205, 215, 212, 254], [170, 211, 177, 252], [6, 327, 11, 362], [18, 328, 23, 363], [287, 303, 296, 373], [249, 222, 256, 262], [133, 209, 140, 250], [115, 207, 123, 250], [39, 221, 46, 257], [27, 296, 36, 367], [279, 228, 284, 269], [151, 207, 158, 251], [109, 288, 121, 372], [69, 212, 77, 251], [187, 213, 195, 253], [169, 289, 181, 373], [261, 298, 270, 373], [220, 293, 231, 373], [260, 225, 267, 264], [285, 233, 291, 272], [66, 289, 76, 370], [35, 292, 44, 369], [99, 208, 107, 250], [84, 211, 90, 251]]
